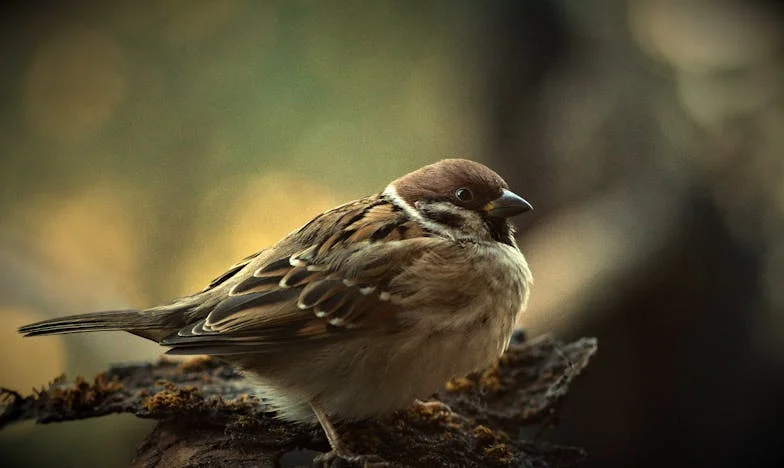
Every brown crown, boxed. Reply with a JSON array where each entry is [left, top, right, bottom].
[[391, 159, 508, 211]]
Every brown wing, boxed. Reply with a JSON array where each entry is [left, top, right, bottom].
[[200, 249, 263, 292], [161, 196, 433, 355]]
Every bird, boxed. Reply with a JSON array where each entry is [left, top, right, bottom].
[[19, 158, 533, 461]]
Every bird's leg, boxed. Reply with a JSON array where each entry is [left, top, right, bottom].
[[309, 401, 387, 467], [310, 401, 349, 456]]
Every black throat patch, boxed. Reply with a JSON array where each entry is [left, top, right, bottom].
[[486, 217, 516, 247]]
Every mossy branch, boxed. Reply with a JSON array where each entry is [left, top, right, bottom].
[[0, 334, 597, 467]]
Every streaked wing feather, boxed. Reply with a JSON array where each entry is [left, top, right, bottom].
[[205, 288, 301, 326], [202, 250, 262, 291], [299, 279, 343, 309], [161, 196, 434, 355], [231, 274, 280, 294]]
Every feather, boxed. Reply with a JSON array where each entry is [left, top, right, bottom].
[[280, 266, 323, 288], [18, 309, 164, 336], [205, 288, 300, 326], [157, 198, 438, 354], [232, 274, 282, 294], [298, 279, 343, 309]]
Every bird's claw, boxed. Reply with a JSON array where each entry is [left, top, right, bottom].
[[415, 399, 453, 414], [313, 450, 389, 467]]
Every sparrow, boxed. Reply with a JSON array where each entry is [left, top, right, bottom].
[[19, 158, 533, 460]]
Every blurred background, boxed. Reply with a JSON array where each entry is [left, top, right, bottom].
[[1, 0, 783, 466]]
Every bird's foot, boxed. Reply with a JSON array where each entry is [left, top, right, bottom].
[[313, 450, 388, 467], [414, 398, 452, 414]]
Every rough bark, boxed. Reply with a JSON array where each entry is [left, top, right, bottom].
[[0, 333, 596, 467]]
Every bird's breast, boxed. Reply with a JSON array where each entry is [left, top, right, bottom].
[[396, 241, 531, 365]]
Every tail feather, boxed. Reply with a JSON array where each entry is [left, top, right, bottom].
[[18, 309, 164, 337]]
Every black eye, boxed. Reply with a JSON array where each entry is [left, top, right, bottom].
[[455, 187, 474, 202]]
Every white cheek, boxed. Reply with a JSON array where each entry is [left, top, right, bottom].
[[384, 185, 495, 242]]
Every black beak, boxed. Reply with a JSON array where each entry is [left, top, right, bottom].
[[484, 189, 533, 218]]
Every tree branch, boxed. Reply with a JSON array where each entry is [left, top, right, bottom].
[[1, 334, 596, 467]]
